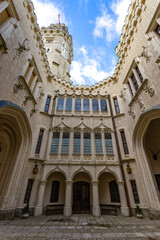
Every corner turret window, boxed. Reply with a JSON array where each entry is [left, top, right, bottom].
[[83, 99, 90, 111], [92, 99, 99, 111], [51, 132, 60, 154], [65, 98, 72, 111], [44, 96, 51, 113], [35, 129, 44, 154], [100, 99, 107, 111], [113, 98, 120, 114], [75, 99, 81, 111], [120, 130, 129, 155], [57, 98, 64, 111]]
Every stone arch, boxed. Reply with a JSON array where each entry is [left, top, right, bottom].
[[71, 166, 93, 181], [44, 166, 67, 181], [97, 166, 120, 181], [0, 102, 31, 215], [133, 105, 160, 211]]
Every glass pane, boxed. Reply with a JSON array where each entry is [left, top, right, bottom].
[[50, 132, 60, 153], [105, 133, 114, 154], [75, 99, 81, 111], [73, 132, 81, 154], [45, 96, 51, 112], [61, 132, 70, 154], [92, 99, 99, 111], [100, 99, 107, 111], [57, 98, 64, 111], [65, 98, 72, 111], [83, 99, 90, 111], [84, 132, 91, 154], [95, 133, 103, 154]]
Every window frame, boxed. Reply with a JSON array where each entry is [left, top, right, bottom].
[[44, 96, 51, 113], [24, 179, 33, 204], [35, 129, 44, 154], [50, 181, 60, 203], [65, 98, 72, 111], [130, 180, 140, 204], [113, 97, 120, 114], [50, 131, 60, 154], [73, 132, 81, 154], [100, 99, 107, 112], [109, 181, 120, 203], [92, 99, 99, 112], [57, 98, 64, 111], [83, 132, 91, 154], [61, 132, 70, 154], [95, 132, 103, 154], [83, 99, 90, 112], [75, 99, 81, 111], [120, 130, 129, 155]]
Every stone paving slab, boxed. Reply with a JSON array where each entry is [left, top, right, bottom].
[[0, 215, 160, 239]]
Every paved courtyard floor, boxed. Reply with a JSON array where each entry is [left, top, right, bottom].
[[0, 214, 160, 240]]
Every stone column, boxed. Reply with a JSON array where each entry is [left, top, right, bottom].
[[128, 78, 136, 95], [30, 76, 38, 94], [64, 180, 73, 217], [92, 181, 101, 217], [117, 180, 130, 216], [34, 180, 46, 217], [132, 68, 142, 86], [25, 66, 34, 84]]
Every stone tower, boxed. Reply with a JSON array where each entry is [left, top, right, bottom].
[[41, 24, 73, 84]]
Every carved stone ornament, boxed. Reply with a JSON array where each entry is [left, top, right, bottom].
[[143, 81, 155, 97], [138, 46, 151, 63], [128, 107, 136, 119]]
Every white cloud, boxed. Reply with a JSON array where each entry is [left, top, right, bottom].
[[70, 46, 116, 85], [31, 0, 66, 27], [93, 0, 131, 42], [112, 0, 131, 34], [94, 8, 115, 42]]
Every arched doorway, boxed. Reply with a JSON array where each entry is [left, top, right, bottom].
[[73, 172, 91, 214], [144, 118, 160, 196], [0, 101, 31, 218], [98, 172, 120, 215], [44, 172, 66, 215], [133, 106, 160, 217]]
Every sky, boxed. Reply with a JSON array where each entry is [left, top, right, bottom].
[[31, 0, 131, 86]]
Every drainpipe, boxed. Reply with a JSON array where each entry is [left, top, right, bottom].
[[107, 94, 131, 216]]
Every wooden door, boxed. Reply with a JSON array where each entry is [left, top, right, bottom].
[[73, 181, 90, 213]]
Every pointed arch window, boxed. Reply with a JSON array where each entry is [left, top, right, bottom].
[[109, 181, 120, 203]]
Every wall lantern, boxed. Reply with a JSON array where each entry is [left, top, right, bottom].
[[126, 162, 132, 174], [32, 162, 38, 175]]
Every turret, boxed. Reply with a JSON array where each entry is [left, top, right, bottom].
[[41, 24, 73, 84]]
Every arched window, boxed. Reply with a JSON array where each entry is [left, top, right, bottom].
[[50, 181, 60, 202], [109, 181, 120, 203]]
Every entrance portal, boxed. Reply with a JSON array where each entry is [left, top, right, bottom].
[[73, 181, 90, 213]]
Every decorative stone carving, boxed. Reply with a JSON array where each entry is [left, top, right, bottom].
[[143, 81, 155, 97], [138, 46, 151, 63], [84, 155, 92, 161], [128, 107, 136, 119], [106, 154, 114, 160]]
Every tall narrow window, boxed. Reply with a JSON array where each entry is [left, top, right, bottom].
[[73, 132, 81, 154], [24, 179, 33, 204], [120, 130, 129, 155], [130, 180, 140, 204], [65, 98, 72, 111], [155, 24, 160, 37], [0, 7, 10, 27], [113, 98, 120, 114], [84, 132, 91, 154], [95, 133, 103, 154], [131, 74, 139, 92], [75, 99, 81, 111], [128, 81, 133, 96], [92, 99, 99, 111], [61, 132, 70, 154], [109, 181, 120, 203], [57, 98, 64, 111], [50, 181, 60, 202], [35, 129, 44, 154], [44, 96, 51, 113], [105, 133, 114, 154], [83, 99, 90, 111], [136, 66, 143, 83], [50, 132, 60, 153], [155, 174, 160, 192], [100, 99, 107, 111]]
